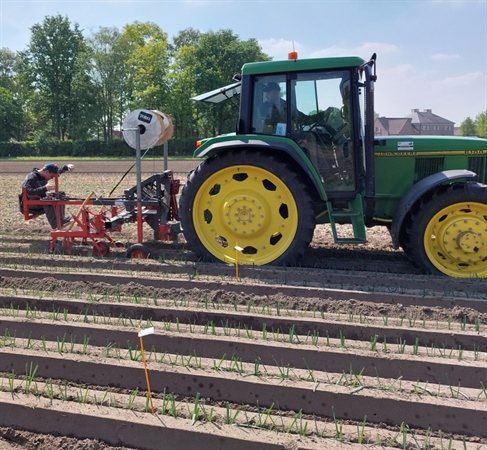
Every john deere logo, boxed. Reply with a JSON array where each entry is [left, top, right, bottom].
[[138, 111, 153, 123]]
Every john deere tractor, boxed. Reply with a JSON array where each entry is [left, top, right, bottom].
[[179, 53, 487, 278]]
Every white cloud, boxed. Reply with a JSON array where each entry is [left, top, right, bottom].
[[431, 53, 460, 61], [375, 64, 486, 124], [355, 42, 400, 58], [310, 45, 351, 58], [309, 42, 399, 60], [258, 40, 400, 61], [258, 38, 305, 60], [436, 71, 483, 89]]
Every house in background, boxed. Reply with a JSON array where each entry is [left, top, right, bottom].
[[374, 109, 455, 136]]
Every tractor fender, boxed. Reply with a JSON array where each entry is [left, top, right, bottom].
[[390, 169, 477, 249], [196, 137, 327, 200]]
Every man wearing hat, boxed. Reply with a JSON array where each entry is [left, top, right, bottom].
[[259, 81, 325, 134], [259, 82, 287, 127], [20, 163, 75, 229]]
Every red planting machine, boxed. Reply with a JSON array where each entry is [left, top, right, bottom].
[[21, 110, 180, 258]]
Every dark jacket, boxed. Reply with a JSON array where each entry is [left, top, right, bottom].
[[21, 165, 71, 199], [22, 169, 49, 199], [19, 165, 70, 213]]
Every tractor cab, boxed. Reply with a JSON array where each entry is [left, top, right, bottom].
[[248, 70, 356, 194], [238, 53, 378, 233]]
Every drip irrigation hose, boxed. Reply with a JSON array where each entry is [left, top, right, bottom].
[[108, 147, 152, 197]]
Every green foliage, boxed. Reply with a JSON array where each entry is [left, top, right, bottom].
[[0, 48, 35, 141], [0, 141, 37, 158], [0, 137, 197, 158], [459, 117, 476, 136], [460, 111, 487, 138], [167, 34, 201, 140], [474, 111, 487, 138], [3, 18, 271, 146], [190, 29, 269, 137], [0, 48, 19, 91], [122, 22, 170, 111], [86, 27, 130, 143], [0, 87, 24, 141], [167, 137, 199, 156], [21, 14, 88, 141], [0, 18, 239, 154], [166, 28, 269, 139]]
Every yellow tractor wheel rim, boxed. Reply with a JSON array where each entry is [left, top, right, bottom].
[[424, 201, 487, 278], [192, 165, 299, 265]]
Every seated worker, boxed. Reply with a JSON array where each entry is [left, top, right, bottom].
[[20, 163, 75, 229], [259, 82, 288, 126], [259, 82, 326, 134]]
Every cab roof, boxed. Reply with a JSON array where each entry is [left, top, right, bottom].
[[242, 56, 366, 75]]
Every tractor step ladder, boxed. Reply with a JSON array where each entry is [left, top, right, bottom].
[[326, 195, 367, 244]]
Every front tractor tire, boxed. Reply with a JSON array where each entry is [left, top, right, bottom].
[[179, 151, 316, 266], [403, 183, 487, 278]]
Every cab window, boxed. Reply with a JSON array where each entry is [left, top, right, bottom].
[[251, 76, 287, 135]]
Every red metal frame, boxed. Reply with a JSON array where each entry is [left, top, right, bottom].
[[21, 172, 182, 256], [22, 185, 116, 254], [50, 205, 120, 254]]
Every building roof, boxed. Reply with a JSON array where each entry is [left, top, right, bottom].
[[405, 109, 454, 125], [376, 117, 419, 135]]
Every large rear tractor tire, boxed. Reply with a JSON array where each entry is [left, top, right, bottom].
[[402, 183, 487, 278], [179, 151, 316, 266]]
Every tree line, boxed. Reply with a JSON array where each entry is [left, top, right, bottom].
[[0, 15, 269, 156], [459, 114, 487, 139], [0, 14, 485, 158]]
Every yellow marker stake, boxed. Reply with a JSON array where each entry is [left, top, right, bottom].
[[234, 244, 243, 281], [138, 326, 155, 414]]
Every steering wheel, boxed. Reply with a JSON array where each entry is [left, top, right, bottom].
[[296, 107, 350, 146]]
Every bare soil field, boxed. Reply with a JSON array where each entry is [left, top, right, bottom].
[[0, 160, 486, 450]]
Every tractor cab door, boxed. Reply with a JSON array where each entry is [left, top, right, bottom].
[[251, 70, 356, 195]]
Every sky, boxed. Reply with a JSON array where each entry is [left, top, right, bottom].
[[0, 0, 486, 126]]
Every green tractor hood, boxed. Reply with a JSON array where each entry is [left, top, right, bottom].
[[375, 135, 487, 156]]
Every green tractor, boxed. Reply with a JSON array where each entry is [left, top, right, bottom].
[[179, 53, 487, 278]]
